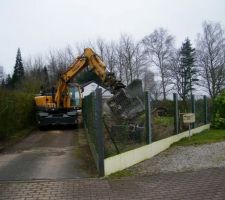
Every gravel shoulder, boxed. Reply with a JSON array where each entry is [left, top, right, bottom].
[[127, 141, 225, 176]]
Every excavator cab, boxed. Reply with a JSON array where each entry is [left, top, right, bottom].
[[68, 83, 82, 108]]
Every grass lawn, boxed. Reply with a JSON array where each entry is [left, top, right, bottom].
[[172, 129, 225, 146]]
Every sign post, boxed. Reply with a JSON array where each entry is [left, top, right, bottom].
[[183, 113, 195, 140]]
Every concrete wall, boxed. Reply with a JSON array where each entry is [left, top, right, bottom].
[[104, 124, 210, 176]]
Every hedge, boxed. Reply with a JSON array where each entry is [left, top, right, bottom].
[[0, 89, 35, 140]]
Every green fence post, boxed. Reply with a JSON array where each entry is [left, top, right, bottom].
[[173, 93, 179, 134], [82, 98, 86, 128], [191, 95, 196, 128], [95, 88, 105, 177], [145, 91, 152, 144], [204, 95, 208, 124], [89, 92, 96, 129]]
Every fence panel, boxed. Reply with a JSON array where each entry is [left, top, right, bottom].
[[83, 88, 104, 176], [195, 95, 205, 127], [151, 98, 175, 141], [102, 90, 147, 158], [207, 97, 213, 123]]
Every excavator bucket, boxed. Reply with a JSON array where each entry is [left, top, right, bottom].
[[107, 79, 145, 120]]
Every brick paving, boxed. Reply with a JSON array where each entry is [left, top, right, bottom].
[[0, 167, 225, 200]]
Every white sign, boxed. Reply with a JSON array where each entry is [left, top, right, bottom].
[[183, 113, 195, 124]]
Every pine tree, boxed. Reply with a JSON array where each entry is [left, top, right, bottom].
[[5, 74, 13, 89], [179, 38, 198, 101], [1, 79, 5, 87], [42, 66, 50, 88], [12, 48, 24, 87]]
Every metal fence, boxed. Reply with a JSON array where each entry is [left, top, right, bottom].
[[82, 89, 104, 176], [174, 94, 209, 134], [102, 91, 152, 158], [83, 89, 210, 176], [151, 98, 174, 141], [195, 95, 206, 126]]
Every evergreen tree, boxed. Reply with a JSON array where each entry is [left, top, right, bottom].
[[42, 66, 49, 84], [12, 48, 24, 86], [42, 66, 50, 90], [5, 74, 13, 89], [1, 79, 5, 87], [179, 38, 198, 101]]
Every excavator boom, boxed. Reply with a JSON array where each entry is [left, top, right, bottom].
[[54, 48, 125, 108]]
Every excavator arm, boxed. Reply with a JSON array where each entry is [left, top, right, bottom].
[[54, 57, 86, 108], [54, 48, 125, 107], [84, 48, 125, 93]]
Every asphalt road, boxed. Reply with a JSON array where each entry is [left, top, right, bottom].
[[0, 128, 97, 181]]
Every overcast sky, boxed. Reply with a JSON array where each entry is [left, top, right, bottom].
[[0, 0, 225, 74]]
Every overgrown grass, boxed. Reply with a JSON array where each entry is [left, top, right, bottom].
[[172, 129, 225, 146], [153, 116, 174, 126], [107, 169, 133, 179]]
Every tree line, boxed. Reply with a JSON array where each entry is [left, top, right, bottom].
[[2, 21, 225, 103]]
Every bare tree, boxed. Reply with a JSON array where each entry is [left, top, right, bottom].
[[169, 50, 182, 95], [74, 42, 87, 55], [21, 55, 50, 93], [75, 37, 147, 85], [104, 41, 117, 72], [56, 46, 74, 72], [151, 81, 163, 101], [142, 68, 162, 100], [142, 28, 175, 100], [64, 45, 75, 64], [120, 34, 136, 84], [196, 21, 225, 100], [143, 68, 155, 91], [116, 34, 147, 85], [133, 43, 148, 79], [46, 45, 76, 85], [95, 38, 106, 61], [115, 43, 125, 82], [47, 50, 58, 85]]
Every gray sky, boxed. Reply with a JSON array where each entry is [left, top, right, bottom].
[[0, 0, 225, 74]]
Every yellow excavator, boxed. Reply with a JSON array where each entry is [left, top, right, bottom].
[[34, 48, 127, 127]]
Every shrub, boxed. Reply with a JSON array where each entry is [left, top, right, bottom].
[[0, 89, 35, 140], [212, 91, 225, 129]]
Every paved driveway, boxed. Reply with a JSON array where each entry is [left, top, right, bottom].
[[0, 128, 97, 180]]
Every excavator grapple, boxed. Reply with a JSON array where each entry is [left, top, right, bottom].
[[107, 79, 145, 120]]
